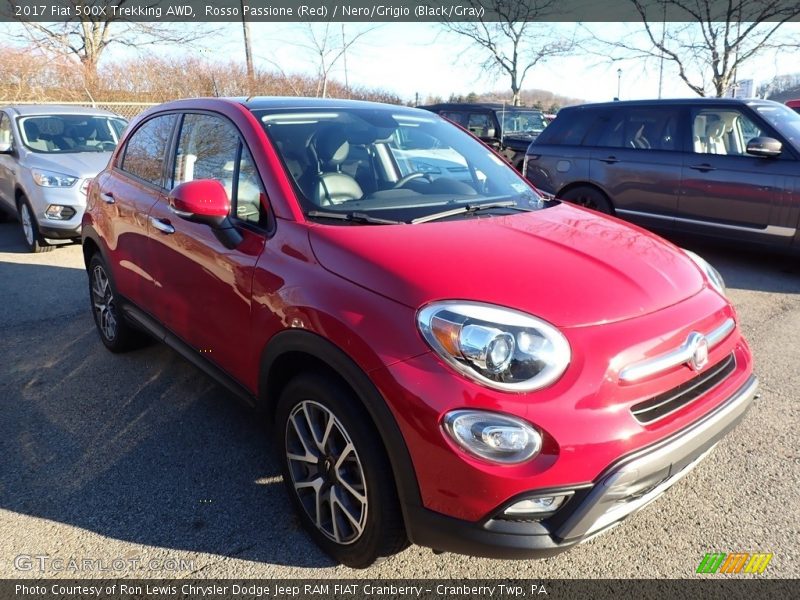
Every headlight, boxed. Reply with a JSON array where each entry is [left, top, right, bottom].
[[417, 301, 571, 392], [684, 250, 726, 297], [32, 169, 78, 187], [443, 410, 542, 464]]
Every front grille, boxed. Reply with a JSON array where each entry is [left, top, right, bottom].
[[631, 354, 736, 424]]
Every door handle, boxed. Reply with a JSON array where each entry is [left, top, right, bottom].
[[600, 156, 619, 164], [100, 192, 115, 204], [689, 163, 716, 172], [150, 216, 175, 234]]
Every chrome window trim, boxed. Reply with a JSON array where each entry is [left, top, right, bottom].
[[619, 318, 735, 382]]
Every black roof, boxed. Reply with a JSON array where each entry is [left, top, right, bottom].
[[420, 103, 544, 112], [559, 97, 781, 111]]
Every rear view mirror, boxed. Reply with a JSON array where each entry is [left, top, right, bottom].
[[168, 179, 242, 248], [746, 137, 782, 158]]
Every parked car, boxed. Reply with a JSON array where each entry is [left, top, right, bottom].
[[525, 98, 800, 253], [420, 102, 548, 171], [0, 105, 127, 252], [83, 97, 756, 568], [787, 99, 800, 114]]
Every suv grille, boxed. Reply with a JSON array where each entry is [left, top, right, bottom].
[[631, 354, 736, 424]]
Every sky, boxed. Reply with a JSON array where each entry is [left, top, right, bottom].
[[10, 20, 800, 104], [186, 21, 800, 103]]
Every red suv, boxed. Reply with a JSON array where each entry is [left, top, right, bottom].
[[82, 97, 757, 568]]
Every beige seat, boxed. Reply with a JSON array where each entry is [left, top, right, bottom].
[[706, 120, 727, 154], [693, 116, 707, 153]]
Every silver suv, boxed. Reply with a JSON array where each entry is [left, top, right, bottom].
[[0, 105, 126, 252]]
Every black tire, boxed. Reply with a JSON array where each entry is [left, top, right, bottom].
[[17, 197, 54, 253], [275, 373, 408, 568], [560, 186, 614, 214], [87, 253, 147, 353]]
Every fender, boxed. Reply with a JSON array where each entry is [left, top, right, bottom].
[[259, 329, 423, 514]]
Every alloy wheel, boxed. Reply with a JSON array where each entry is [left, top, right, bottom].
[[285, 400, 368, 545], [91, 265, 117, 341], [20, 203, 34, 246]]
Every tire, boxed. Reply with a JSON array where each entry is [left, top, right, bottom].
[[88, 254, 146, 353], [275, 373, 408, 568], [17, 197, 54, 253], [560, 186, 613, 214]]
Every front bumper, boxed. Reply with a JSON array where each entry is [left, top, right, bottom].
[[404, 374, 757, 558]]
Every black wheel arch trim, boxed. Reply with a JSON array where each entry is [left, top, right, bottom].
[[259, 329, 424, 523]]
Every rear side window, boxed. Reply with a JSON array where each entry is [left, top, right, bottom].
[[534, 109, 597, 146], [120, 114, 177, 187], [594, 107, 680, 151], [439, 111, 467, 126]]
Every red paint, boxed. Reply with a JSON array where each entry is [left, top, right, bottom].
[[85, 98, 755, 539]]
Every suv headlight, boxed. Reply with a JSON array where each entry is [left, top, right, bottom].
[[684, 250, 726, 297], [32, 169, 78, 187], [417, 301, 571, 392]]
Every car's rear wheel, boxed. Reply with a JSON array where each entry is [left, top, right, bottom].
[[560, 186, 613, 214], [275, 373, 408, 568], [88, 254, 146, 353], [18, 198, 53, 253]]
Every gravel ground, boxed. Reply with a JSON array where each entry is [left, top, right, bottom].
[[0, 220, 797, 579]]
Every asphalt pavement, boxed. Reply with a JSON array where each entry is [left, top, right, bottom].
[[0, 220, 797, 579]]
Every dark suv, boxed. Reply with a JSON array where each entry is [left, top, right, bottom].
[[421, 103, 548, 171], [525, 98, 800, 253]]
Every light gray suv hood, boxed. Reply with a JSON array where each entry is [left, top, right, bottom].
[[25, 151, 113, 178]]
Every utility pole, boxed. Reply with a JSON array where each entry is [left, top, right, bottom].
[[241, 1, 255, 92], [342, 24, 350, 96]]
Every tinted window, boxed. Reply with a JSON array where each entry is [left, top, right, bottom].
[[174, 113, 265, 225], [439, 111, 467, 126], [534, 109, 597, 146], [466, 113, 493, 136], [595, 107, 680, 151], [120, 114, 177, 186]]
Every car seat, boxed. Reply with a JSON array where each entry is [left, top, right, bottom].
[[693, 116, 707, 153], [706, 119, 727, 154], [313, 126, 364, 206], [23, 122, 55, 152]]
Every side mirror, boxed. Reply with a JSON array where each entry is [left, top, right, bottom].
[[746, 136, 782, 158], [168, 179, 242, 249]]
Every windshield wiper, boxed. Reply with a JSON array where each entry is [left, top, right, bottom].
[[307, 210, 404, 225], [411, 201, 535, 224]]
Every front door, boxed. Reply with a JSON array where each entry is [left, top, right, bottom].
[[678, 105, 799, 246], [147, 112, 268, 389]]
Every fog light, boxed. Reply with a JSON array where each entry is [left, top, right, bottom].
[[443, 410, 542, 464], [44, 205, 76, 220], [503, 495, 567, 516]]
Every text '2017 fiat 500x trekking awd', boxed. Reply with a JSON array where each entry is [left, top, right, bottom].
[[82, 97, 757, 568]]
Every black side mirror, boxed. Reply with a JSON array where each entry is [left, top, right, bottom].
[[746, 136, 782, 158]]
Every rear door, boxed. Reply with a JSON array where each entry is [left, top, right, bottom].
[[589, 105, 684, 230], [678, 105, 798, 246], [101, 112, 178, 309], [146, 112, 268, 388]]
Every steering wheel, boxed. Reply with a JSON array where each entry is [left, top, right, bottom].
[[393, 172, 429, 189]]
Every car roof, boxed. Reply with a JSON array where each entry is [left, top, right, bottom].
[[559, 98, 781, 112], [2, 104, 120, 117], [420, 103, 543, 112]]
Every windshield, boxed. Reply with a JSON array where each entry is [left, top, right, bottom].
[[753, 103, 800, 148], [254, 107, 545, 224], [18, 115, 127, 154], [499, 109, 548, 135]]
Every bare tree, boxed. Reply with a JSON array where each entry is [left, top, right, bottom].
[[294, 22, 377, 98], [595, 0, 800, 97], [442, 0, 575, 106], [8, 0, 216, 95]]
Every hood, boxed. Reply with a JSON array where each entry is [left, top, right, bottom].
[[26, 151, 113, 179], [308, 204, 705, 328]]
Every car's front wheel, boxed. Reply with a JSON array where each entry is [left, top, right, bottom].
[[88, 254, 146, 352], [560, 185, 613, 214], [275, 373, 408, 568], [18, 198, 53, 253]]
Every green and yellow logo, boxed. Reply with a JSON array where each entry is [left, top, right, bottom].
[[697, 552, 773, 574]]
